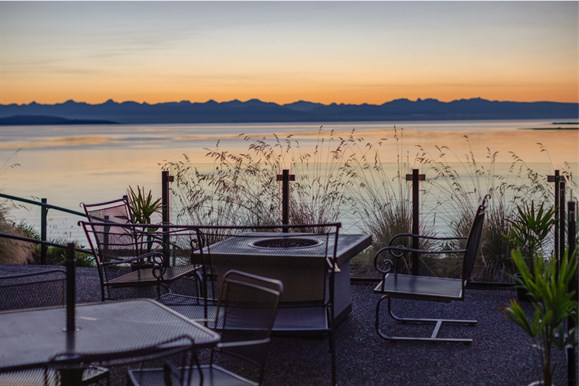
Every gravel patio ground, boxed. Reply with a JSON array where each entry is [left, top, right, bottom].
[[0, 264, 572, 386]]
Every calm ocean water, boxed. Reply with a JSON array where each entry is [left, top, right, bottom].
[[1, 119, 577, 242]]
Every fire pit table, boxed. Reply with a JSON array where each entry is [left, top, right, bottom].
[[202, 230, 372, 325]]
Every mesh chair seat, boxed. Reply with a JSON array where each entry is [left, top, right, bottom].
[[273, 307, 329, 332], [108, 265, 201, 287], [129, 364, 259, 386], [375, 274, 464, 301]]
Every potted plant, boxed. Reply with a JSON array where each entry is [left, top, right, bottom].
[[126, 185, 162, 269], [126, 185, 162, 226], [502, 248, 577, 386], [505, 201, 555, 300]]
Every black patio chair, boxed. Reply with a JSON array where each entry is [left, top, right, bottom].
[[79, 220, 201, 301], [0, 269, 110, 385], [128, 270, 283, 386], [160, 223, 342, 385], [373, 194, 490, 344]]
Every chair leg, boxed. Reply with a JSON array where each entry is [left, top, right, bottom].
[[328, 327, 337, 386], [375, 295, 476, 344]]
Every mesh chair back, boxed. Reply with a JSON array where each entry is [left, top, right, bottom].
[[463, 195, 490, 282], [80, 221, 161, 266], [214, 270, 282, 372], [0, 269, 66, 311], [81, 196, 132, 224]]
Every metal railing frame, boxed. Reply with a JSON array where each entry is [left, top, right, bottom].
[[0, 192, 87, 264]]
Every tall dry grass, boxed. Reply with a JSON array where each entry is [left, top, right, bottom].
[[163, 128, 577, 281], [0, 206, 35, 264]]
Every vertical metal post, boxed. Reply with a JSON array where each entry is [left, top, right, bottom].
[[40, 198, 48, 265], [558, 180, 566, 270], [548, 170, 561, 262], [567, 200, 576, 386], [65, 243, 76, 335], [162, 171, 173, 267], [405, 169, 425, 275], [277, 169, 295, 232]]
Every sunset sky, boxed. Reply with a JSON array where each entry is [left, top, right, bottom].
[[1, 1, 577, 105]]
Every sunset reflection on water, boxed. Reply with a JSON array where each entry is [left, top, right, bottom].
[[1, 119, 577, 238]]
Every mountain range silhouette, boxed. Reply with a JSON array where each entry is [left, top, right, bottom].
[[1, 98, 577, 125]]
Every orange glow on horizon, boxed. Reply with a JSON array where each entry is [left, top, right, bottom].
[[2, 86, 577, 106]]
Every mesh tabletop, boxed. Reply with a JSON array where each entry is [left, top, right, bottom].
[[0, 299, 220, 372]]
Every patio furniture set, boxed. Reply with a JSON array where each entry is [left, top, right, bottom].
[[0, 194, 489, 386]]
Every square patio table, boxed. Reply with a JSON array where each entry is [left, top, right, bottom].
[[0, 298, 220, 385]]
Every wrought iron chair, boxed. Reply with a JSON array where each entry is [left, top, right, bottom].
[[160, 224, 342, 385], [0, 269, 110, 385], [80, 220, 201, 301], [128, 270, 283, 386], [373, 194, 490, 344]]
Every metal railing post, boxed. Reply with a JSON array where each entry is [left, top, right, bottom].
[[558, 179, 566, 270], [406, 169, 425, 275], [567, 200, 576, 386], [162, 171, 173, 266], [548, 170, 561, 263], [65, 243, 76, 336], [40, 198, 48, 265], [277, 169, 295, 232]]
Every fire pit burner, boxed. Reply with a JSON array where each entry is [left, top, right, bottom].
[[249, 237, 323, 249]]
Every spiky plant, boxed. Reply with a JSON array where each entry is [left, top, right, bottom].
[[126, 185, 162, 225], [503, 248, 577, 386]]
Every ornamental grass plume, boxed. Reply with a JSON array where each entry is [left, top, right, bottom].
[[0, 205, 35, 264]]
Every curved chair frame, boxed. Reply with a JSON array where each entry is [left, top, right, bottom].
[[373, 194, 490, 344]]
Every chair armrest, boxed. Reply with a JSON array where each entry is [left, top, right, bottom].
[[389, 233, 467, 246], [101, 251, 164, 267], [374, 244, 466, 274]]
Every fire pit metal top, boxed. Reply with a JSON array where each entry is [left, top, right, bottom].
[[207, 232, 371, 263], [249, 237, 324, 250]]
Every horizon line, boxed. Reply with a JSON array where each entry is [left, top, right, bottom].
[[3, 96, 578, 106]]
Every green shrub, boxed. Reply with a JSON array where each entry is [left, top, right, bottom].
[[503, 248, 577, 386]]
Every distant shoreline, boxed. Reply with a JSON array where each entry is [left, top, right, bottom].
[[519, 121, 579, 130], [0, 115, 119, 126]]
